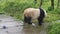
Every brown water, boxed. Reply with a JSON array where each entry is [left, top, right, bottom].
[[0, 14, 48, 34]]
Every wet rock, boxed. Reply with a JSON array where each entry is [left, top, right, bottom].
[[6, 31, 9, 33], [3, 26, 7, 29]]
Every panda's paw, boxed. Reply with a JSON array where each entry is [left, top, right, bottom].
[[38, 23, 43, 26]]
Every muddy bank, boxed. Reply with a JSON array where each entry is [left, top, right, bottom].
[[0, 15, 49, 34]]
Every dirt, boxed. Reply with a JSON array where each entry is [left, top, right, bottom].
[[0, 14, 49, 34]]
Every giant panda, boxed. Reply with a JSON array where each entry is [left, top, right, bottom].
[[23, 8, 47, 26]]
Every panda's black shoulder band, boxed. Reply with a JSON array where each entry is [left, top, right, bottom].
[[39, 8, 45, 18]]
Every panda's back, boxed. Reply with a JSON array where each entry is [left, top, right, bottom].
[[24, 8, 40, 19]]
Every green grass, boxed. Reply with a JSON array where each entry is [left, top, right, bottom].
[[0, 0, 60, 22], [44, 10, 60, 22], [47, 22, 60, 34], [0, 0, 60, 34]]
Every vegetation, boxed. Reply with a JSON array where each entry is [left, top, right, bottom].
[[0, 0, 60, 34], [0, 0, 60, 22], [47, 22, 60, 34]]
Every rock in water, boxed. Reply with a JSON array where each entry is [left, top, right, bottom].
[[3, 26, 6, 29]]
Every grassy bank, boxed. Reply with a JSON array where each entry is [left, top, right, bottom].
[[0, 0, 60, 34], [0, 0, 60, 22], [47, 22, 60, 34]]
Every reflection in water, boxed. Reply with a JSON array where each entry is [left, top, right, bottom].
[[22, 25, 41, 34], [0, 15, 47, 34]]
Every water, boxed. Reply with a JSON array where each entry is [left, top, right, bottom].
[[0, 14, 47, 34]]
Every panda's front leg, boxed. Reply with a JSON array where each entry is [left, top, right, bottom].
[[38, 17, 44, 26]]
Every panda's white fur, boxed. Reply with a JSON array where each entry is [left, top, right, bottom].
[[24, 8, 47, 19], [23, 8, 47, 25]]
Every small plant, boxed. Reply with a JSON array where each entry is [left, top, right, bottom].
[[48, 6, 53, 11]]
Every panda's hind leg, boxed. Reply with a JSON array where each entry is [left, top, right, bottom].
[[24, 16, 27, 23], [24, 16, 32, 25], [27, 17, 32, 24]]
